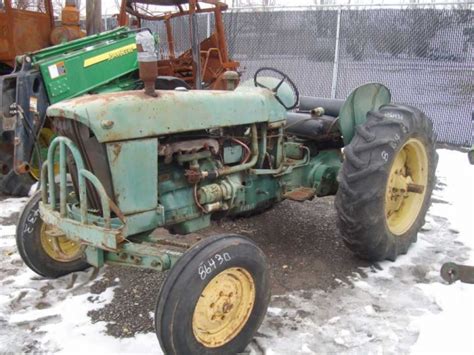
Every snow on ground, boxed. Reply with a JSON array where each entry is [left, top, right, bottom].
[[257, 149, 474, 354], [0, 148, 472, 354], [0, 201, 162, 353]]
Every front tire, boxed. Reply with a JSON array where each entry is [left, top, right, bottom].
[[155, 234, 270, 354], [335, 104, 437, 261], [16, 191, 89, 278]]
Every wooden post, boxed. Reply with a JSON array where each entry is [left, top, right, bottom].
[[86, 0, 102, 35]]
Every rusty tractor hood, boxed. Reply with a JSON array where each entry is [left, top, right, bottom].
[[47, 87, 286, 143]]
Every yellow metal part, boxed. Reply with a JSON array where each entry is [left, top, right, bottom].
[[40, 223, 83, 262], [30, 128, 58, 180], [192, 267, 256, 348], [385, 138, 428, 236]]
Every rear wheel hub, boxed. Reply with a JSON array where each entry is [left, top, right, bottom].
[[385, 138, 428, 236]]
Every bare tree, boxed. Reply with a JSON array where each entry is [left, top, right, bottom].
[[231, 0, 277, 7], [51, 0, 64, 17], [10, 0, 47, 11]]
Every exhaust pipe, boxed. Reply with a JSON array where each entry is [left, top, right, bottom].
[[136, 31, 158, 97]]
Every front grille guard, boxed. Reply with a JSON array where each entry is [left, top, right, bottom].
[[41, 136, 112, 228]]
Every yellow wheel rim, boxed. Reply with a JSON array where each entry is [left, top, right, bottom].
[[30, 128, 59, 180], [385, 138, 428, 236], [192, 267, 256, 348], [40, 223, 83, 262]]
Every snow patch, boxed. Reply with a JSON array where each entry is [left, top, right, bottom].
[[0, 198, 27, 219]]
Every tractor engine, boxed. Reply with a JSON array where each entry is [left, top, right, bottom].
[[53, 117, 341, 235], [48, 81, 343, 236]]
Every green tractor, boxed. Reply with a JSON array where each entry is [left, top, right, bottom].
[[16, 38, 437, 355]]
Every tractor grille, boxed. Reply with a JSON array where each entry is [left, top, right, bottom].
[[53, 119, 116, 214]]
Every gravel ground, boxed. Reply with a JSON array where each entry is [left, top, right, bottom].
[[87, 196, 369, 338]]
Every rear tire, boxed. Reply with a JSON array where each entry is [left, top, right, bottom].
[[16, 191, 89, 278], [1, 170, 35, 197], [0, 128, 55, 197], [0, 147, 35, 197], [335, 104, 437, 261], [155, 234, 270, 354]]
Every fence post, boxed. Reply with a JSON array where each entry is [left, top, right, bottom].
[[207, 13, 211, 38], [331, 6, 342, 99]]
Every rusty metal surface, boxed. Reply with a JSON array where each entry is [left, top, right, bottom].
[[47, 87, 286, 143], [40, 202, 123, 251], [284, 187, 316, 202], [159, 138, 219, 163], [156, 33, 239, 89], [0, 0, 83, 66], [139, 60, 159, 97], [120, 0, 228, 23], [50, 3, 84, 45], [137, 31, 159, 97], [0, 0, 54, 67], [441, 262, 474, 284], [119, 0, 238, 89]]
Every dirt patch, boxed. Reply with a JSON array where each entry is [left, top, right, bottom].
[[211, 197, 371, 294]]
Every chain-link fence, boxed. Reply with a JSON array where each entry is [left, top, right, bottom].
[[144, 3, 473, 146]]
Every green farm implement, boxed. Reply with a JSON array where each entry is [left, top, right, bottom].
[[0, 27, 140, 195], [15, 2, 438, 355], [0, 0, 236, 196]]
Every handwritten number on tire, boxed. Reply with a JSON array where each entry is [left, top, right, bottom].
[[198, 253, 232, 280], [23, 207, 39, 235]]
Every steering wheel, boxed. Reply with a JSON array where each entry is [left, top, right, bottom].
[[254, 67, 300, 110]]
